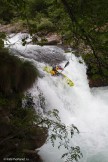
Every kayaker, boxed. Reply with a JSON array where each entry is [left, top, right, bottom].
[[50, 65, 63, 76]]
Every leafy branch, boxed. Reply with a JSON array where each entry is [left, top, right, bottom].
[[35, 109, 82, 162]]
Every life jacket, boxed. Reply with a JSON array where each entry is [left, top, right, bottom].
[[50, 70, 56, 75], [51, 66, 63, 75]]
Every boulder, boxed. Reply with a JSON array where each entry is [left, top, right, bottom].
[[45, 33, 62, 45]]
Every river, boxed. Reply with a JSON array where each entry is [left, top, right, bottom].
[[7, 33, 108, 162]]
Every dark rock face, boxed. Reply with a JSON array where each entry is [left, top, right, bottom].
[[29, 126, 48, 149], [0, 110, 48, 162], [89, 78, 108, 87], [25, 152, 43, 162], [23, 126, 48, 162]]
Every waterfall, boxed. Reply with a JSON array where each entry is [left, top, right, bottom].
[[7, 34, 108, 162], [37, 55, 108, 162]]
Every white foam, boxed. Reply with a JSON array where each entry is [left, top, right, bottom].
[[7, 34, 108, 162]]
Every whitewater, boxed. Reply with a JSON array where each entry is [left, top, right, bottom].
[[7, 34, 108, 162]]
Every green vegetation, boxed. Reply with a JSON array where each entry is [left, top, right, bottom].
[[37, 18, 55, 32], [83, 53, 108, 87]]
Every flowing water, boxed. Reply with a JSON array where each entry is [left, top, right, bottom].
[[7, 34, 108, 162]]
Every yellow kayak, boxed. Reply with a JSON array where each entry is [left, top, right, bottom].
[[43, 66, 74, 87]]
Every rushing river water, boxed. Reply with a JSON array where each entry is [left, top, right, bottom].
[[7, 34, 108, 162]]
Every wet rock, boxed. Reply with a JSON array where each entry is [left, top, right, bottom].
[[89, 78, 108, 87], [45, 33, 62, 45], [12, 45, 66, 65], [23, 150, 43, 162], [0, 23, 27, 34]]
